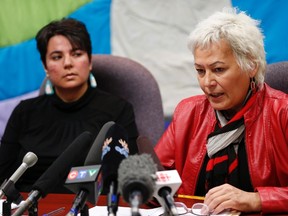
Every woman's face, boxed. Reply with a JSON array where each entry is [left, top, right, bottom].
[[45, 35, 92, 99], [194, 40, 254, 115]]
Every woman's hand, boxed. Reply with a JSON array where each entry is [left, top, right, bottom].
[[204, 183, 261, 214]]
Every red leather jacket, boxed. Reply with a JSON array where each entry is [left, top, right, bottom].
[[155, 84, 288, 213]]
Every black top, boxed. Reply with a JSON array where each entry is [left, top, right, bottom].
[[0, 86, 138, 193]]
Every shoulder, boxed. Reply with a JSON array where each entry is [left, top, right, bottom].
[[13, 95, 47, 113], [91, 88, 133, 110], [172, 94, 213, 122], [261, 84, 288, 107], [263, 83, 288, 98], [175, 94, 210, 113], [256, 84, 288, 123]]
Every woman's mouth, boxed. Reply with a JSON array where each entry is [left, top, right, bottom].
[[64, 73, 77, 79], [209, 93, 224, 98]]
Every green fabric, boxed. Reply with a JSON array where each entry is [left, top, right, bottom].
[[0, 0, 91, 47]]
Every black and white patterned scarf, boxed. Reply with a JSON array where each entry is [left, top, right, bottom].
[[205, 92, 257, 191]]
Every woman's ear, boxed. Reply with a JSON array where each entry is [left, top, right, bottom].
[[249, 62, 258, 78], [43, 64, 49, 77]]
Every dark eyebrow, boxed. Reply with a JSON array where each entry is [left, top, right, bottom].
[[49, 50, 62, 56], [71, 47, 83, 52], [49, 48, 82, 56]]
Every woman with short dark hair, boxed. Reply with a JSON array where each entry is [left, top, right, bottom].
[[0, 18, 139, 193]]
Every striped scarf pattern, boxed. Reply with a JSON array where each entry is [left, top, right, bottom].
[[205, 92, 257, 191]]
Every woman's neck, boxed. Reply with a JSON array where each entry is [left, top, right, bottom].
[[55, 83, 88, 102], [220, 88, 253, 121], [220, 110, 234, 121]]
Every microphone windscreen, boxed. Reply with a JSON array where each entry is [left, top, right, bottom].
[[32, 131, 93, 197], [101, 124, 129, 189], [137, 136, 164, 171], [84, 121, 115, 166], [118, 154, 157, 204]]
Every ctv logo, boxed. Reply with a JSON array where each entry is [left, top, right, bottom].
[[68, 168, 99, 180], [65, 165, 101, 184]]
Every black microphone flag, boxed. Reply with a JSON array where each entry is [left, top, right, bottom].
[[84, 121, 115, 166], [101, 123, 130, 216], [65, 121, 115, 206], [65, 164, 102, 205]]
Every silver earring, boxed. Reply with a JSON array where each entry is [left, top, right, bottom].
[[89, 73, 97, 88], [45, 79, 54, 95], [250, 77, 256, 94]]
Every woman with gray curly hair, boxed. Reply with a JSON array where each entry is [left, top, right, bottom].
[[155, 8, 288, 214]]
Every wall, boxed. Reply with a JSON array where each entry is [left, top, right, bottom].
[[0, 0, 288, 137]]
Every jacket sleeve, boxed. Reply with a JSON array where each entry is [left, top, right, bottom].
[[154, 120, 176, 169], [256, 100, 288, 213], [256, 187, 288, 213], [154, 99, 187, 169]]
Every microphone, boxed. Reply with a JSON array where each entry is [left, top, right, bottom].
[[84, 121, 115, 166], [136, 136, 164, 171], [154, 170, 182, 216], [65, 165, 102, 216], [101, 123, 130, 216], [65, 121, 115, 216], [136, 136, 181, 215], [0, 152, 38, 202], [12, 131, 93, 216], [118, 154, 157, 216]]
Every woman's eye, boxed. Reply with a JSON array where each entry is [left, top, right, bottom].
[[51, 55, 61, 60], [72, 51, 83, 57], [196, 68, 205, 75], [214, 67, 225, 73]]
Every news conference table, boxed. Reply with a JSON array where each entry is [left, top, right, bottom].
[[15, 193, 285, 216], [19, 193, 139, 215]]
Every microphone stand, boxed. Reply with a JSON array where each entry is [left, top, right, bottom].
[[2, 200, 12, 216], [159, 189, 178, 216], [107, 181, 119, 216], [80, 204, 89, 216], [163, 207, 176, 216], [66, 191, 89, 216], [1, 181, 23, 216], [129, 191, 142, 216], [28, 201, 38, 216]]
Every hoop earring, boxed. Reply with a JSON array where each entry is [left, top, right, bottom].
[[45, 79, 54, 95], [250, 77, 256, 94], [89, 73, 97, 88]]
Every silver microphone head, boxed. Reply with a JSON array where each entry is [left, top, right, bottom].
[[23, 152, 38, 168]]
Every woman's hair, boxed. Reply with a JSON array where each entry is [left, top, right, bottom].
[[187, 8, 266, 86], [36, 18, 92, 67]]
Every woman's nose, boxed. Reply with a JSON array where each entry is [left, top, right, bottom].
[[64, 56, 73, 68], [204, 72, 216, 87]]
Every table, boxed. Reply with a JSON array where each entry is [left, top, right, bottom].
[[16, 193, 145, 216], [7, 193, 287, 216], [15, 193, 202, 216]]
